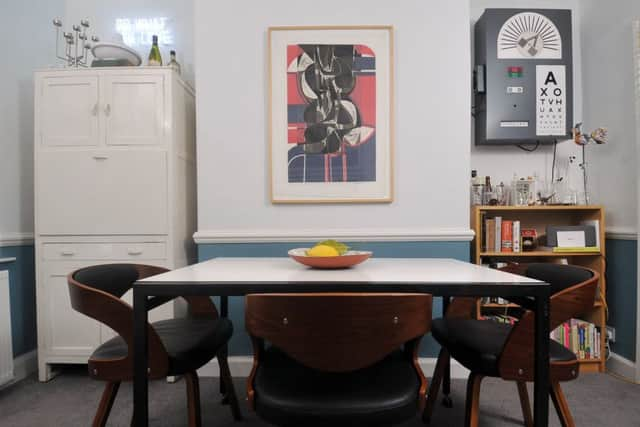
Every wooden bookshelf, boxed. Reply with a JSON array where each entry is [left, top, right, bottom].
[[471, 205, 607, 373]]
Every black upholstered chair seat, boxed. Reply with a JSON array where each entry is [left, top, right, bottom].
[[432, 318, 576, 377], [92, 317, 233, 375], [253, 347, 420, 427]]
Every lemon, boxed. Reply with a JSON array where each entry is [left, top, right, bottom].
[[306, 245, 339, 257]]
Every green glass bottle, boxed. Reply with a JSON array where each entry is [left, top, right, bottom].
[[148, 35, 162, 66]]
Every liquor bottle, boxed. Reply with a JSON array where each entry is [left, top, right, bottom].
[[168, 50, 181, 74], [148, 35, 162, 66]]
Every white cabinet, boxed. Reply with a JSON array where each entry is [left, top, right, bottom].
[[34, 67, 196, 381]]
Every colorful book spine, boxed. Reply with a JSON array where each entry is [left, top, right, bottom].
[[512, 220, 521, 252], [501, 220, 513, 252]]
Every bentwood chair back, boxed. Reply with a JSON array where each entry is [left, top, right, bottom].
[[424, 263, 598, 427], [245, 293, 433, 427], [68, 263, 241, 427]]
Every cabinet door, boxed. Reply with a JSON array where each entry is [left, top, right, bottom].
[[102, 75, 165, 146], [41, 262, 101, 357], [37, 150, 168, 235], [39, 76, 100, 147]]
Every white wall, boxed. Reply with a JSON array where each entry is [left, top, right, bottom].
[[0, 0, 63, 239], [64, 0, 194, 84], [580, 0, 639, 232], [194, 0, 472, 239], [470, 0, 586, 201]]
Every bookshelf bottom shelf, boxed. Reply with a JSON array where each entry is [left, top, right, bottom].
[[578, 359, 604, 373]]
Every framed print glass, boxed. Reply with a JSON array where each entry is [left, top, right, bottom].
[[269, 26, 394, 203]]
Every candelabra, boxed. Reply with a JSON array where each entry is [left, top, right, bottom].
[[53, 18, 100, 67]]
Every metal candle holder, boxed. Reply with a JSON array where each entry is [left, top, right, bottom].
[[53, 18, 100, 67]]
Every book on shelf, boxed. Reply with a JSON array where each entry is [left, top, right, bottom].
[[480, 314, 518, 325], [501, 220, 513, 252], [551, 319, 601, 360], [551, 246, 600, 253], [512, 220, 521, 253], [494, 216, 502, 252], [486, 218, 496, 252]]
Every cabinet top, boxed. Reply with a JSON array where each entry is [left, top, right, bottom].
[[34, 66, 194, 93]]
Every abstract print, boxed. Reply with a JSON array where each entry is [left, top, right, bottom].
[[287, 44, 376, 183]]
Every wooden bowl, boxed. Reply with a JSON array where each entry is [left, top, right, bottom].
[[288, 248, 372, 269]]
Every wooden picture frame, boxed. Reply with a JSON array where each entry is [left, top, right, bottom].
[[269, 26, 394, 203]]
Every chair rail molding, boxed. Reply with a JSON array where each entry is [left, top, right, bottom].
[[0, 233, 35, 247], [194, 228, 475, 244], [605, 227, 638, 240]]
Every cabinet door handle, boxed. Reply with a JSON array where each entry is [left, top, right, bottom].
[[60, 250, 75, 256], [104, 104, 111, 116], [91, 103, 99, 116], [127, 248, 143, 256], [92, 155, 109, 160]]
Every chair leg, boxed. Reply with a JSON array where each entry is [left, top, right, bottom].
[[442, 350, 453, 408], [218, 353, 242, 420], [549, 381, 575, 427], [422, 348, 447, 423], [185, 371, 202, 427], [464, 373, 483, 427], [516, 381, 533, 427], [93, 381, 120, 427]]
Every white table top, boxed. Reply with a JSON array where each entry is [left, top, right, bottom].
[[139, 257, 542, 286]]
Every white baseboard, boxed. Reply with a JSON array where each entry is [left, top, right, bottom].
[[13, 350, 37, 382], [0, 350, 37, 390], [198, 356, 470, 379], [607, 352, 637, 381]]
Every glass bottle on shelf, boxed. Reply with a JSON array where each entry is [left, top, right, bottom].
[[471, 170, 484, 206], [148, 35, 162, 66], [168, 50, 181, 74]]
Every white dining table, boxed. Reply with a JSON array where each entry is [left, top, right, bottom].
[[132, 257, 550, 426]]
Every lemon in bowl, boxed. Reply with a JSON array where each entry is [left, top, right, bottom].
[[306, 244, 340, 257]]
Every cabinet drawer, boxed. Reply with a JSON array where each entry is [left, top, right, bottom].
[[42, 242, 166, 261]]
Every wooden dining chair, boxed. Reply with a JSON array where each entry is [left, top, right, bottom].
[[423, 263, 598, 427], [67, 263, 242, 427], [245, 293, 433, 427]]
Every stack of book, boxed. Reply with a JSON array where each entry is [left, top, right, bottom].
[[480, 314, 519, 325], [483, 216, 523, 253], [551, 319, 601, 360]]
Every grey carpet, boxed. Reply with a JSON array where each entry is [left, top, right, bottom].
[[1, 366, 639, 426]]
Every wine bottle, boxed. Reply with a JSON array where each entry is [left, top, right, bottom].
[[148, 35, 162, 66], [168, 50, 181, 74]]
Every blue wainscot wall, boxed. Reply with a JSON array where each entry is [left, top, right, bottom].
[[0, 245, 36, 358], [198, 241, 470, 357], [606, 238, 637, 361]]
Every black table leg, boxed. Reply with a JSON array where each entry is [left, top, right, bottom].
[[533, 291, 550, 427], [133, 289, 149, 426], [441, 297, 452, 408], [219, 296, 229, 398]]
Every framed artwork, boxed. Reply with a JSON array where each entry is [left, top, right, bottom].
[[269, 26, 394, 203]]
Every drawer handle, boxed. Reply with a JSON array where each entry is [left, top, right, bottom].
[[128, 248, 143, 256], [92, 155, 109, 160], [60, 250, 75, 256], [104, 104, 111, 116]]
